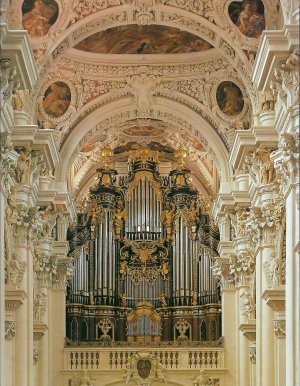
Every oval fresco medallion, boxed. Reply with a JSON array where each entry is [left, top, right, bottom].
[[22, 0, 59, 38], [42, 82, 71, 118], [228, 0, 265, 38], [123, 126, 164, 137], [216, 81, 244, 117], [75, 25, 212, 54]]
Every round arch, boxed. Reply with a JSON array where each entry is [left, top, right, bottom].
[[55, 97, 232, 184]]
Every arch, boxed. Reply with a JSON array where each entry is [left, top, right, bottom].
[[209, 318, 217, 341], [200, 320, 207, 341], [81, 319, 88, 340], [55, 97, 232, 185], [71, 317, 78, 341]]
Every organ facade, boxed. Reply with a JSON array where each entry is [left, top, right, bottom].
[[66, 148, 221, 344]]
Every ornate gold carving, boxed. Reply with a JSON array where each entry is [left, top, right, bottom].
[[101, 147, 113, 169], [123, 351, 166, 385], [175, 319, 190, 342], [174, 148, 187, 170]]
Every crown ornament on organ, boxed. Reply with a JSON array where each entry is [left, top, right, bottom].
[[174, 148, 187, 170], [101, 147, 113, 169]]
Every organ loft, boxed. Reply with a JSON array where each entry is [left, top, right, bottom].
[[66, 147, 221, 345]]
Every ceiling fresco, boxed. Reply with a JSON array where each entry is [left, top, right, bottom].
[[229, 0, 265, 38], [74, 25, 213, 54], [22, 0, 59, 38], [79, 133, 107, 153], [113, 141, 175, 155], [123, 126, 165, 137], [42, 81, 71, 118], [216, 81, 244, 117]]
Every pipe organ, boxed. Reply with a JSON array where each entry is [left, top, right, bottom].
[[66, 147, 221, 344]]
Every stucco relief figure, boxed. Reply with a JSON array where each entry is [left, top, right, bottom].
[[15, 147, 32, 185], [216, 81, 244, 116], [229, 0, 265, 38], [264, 252, 280, 287], [12, 90, 31, 112], [5, 187, 18, 260], [253, 146, 275, 184], [22, 0, 59, 38], [42, 82, 71, 118], [40, 203, 56, 237]]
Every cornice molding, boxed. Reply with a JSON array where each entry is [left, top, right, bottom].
[[0, 23, 38, 89]]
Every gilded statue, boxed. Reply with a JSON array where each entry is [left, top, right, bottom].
[[89, 290, 94, 305], [120, 293, 127, 307], [119, 260, 127, 280], [15, 147, 32, 185], [160, 201, 175, 241], [160, 294, 167, 308], [254, 146, 275, 184], [161, 261, 169, 280], [114, 198, 127, 241]]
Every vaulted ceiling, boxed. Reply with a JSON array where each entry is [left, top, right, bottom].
[[7, 0, 283, 199]]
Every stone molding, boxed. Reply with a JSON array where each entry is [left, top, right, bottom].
[[5, 289, 27, 311], [239, 321, 256, 341], [261, 288, 285, 311]]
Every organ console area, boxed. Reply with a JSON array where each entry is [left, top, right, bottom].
[[66, 147, 221, 345]]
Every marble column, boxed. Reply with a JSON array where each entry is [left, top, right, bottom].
[[238, 286, 251, 386], [258, 245, 275, 386], [285, 184, 299, 386], [0, 190, 6, 386], [14, 243, 33, 386], [222, 288, 239, 385]]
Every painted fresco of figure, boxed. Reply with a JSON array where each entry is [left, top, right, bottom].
[[75, 25, 212, 54], [42, 82, 71, 117], [217, 81, 244, 116], [229, 0, 265, 38], [22, 0, 59, 38]]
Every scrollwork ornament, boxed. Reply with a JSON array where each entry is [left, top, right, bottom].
[[274, 320, 286, 338], [5, 321, 16, 340], [249, 343, 256, 364]]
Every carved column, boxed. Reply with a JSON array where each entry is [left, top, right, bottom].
[[50, 254, 73, 386], [272, 133, 299, 386], [254, 184, 283, 386], [212, 256, 238, 385], [34, 236, 55, 386], [13, 218, 34, 386]]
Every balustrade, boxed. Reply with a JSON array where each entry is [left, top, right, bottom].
[[64, 347, 225, 371]]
